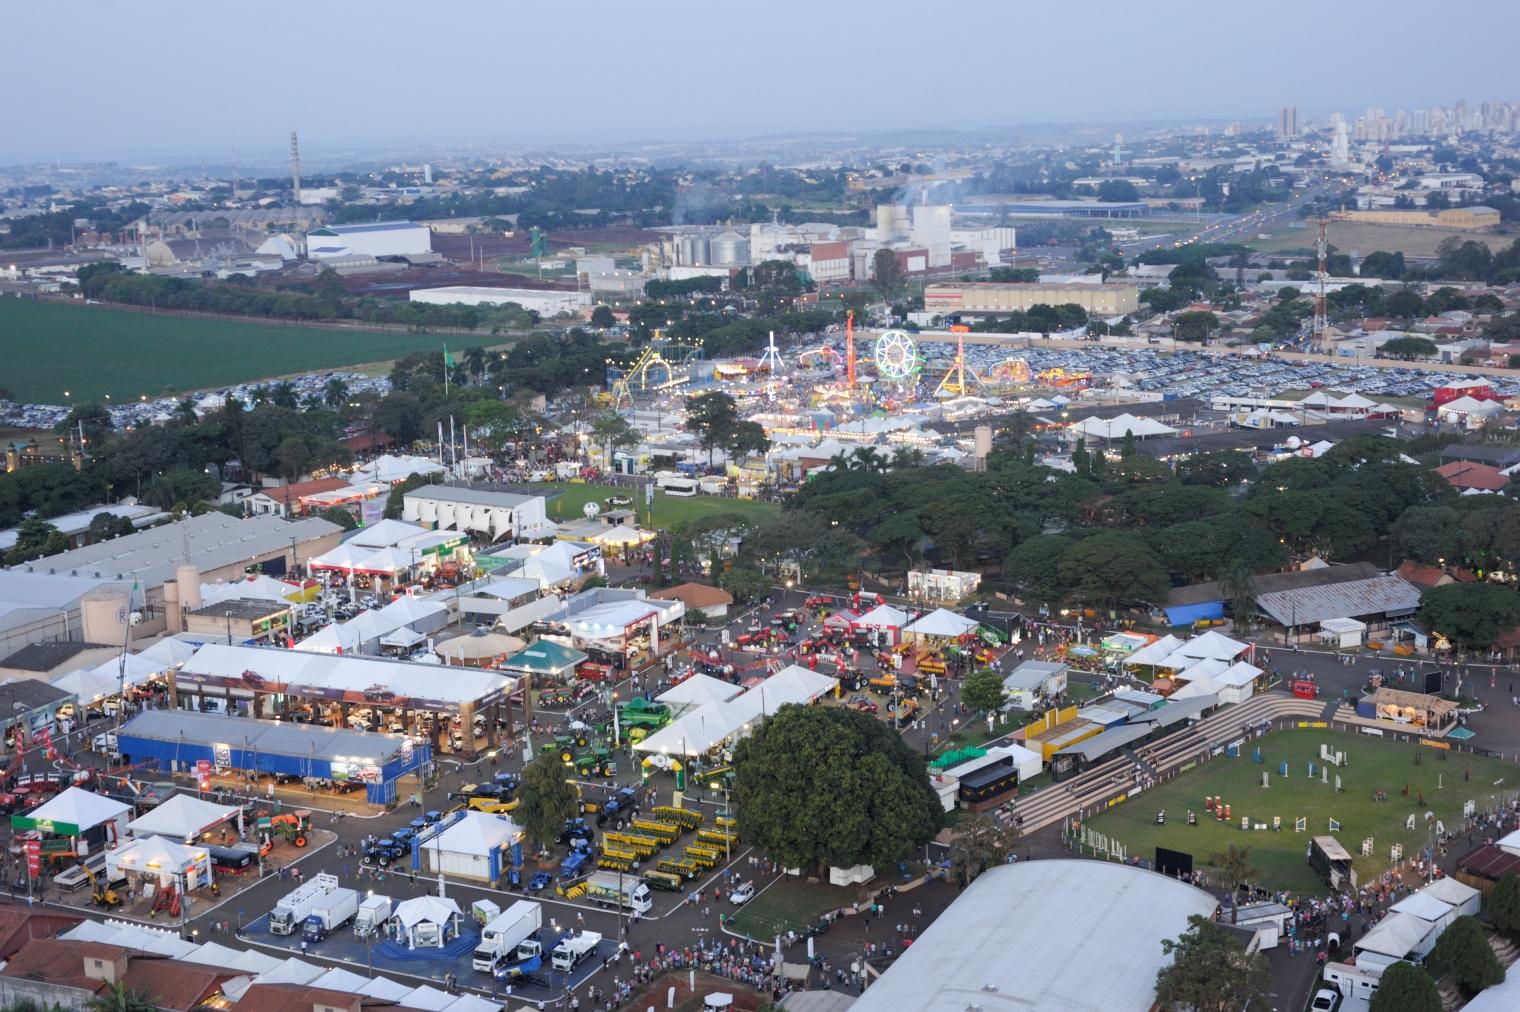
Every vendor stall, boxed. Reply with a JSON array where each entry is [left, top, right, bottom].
[[854, 603, 910, 645], [10, 786, 131, 854], [1318, 617, 1367, 649], [903, 608, 979, 643], [1366, 688, 1459, 734], [501, 640, 588, 682], [421, 810, 522, 883], [127, 793, 243, 845], [392, 896, 464, 949], [433, 629, 526, 668], [106, 834, 213, 890]]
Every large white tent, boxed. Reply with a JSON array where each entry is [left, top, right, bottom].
[[855, 603, 909, 630], [1123, 634, 1183, 667], [423, 811, 522, 881], [296, 597, 448, 654], [1069, 413, 1176, 441], [106, 833, 212, 888], [903, 608, 979, 640], [656, 672, 745, 710], [726, 666, 838, 728], [392, 896, 463, 949], [127, 793, 243, 843], [21, 786, 131, 839], [633, 706, 739, 756], [201, 575, 303, 607]]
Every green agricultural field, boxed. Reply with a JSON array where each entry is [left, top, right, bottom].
[[531, 482, 780, 529], [0, 298, 473, 403], [1083, 728, 1514, 896]]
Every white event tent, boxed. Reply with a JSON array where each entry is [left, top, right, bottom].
[[127, 793, 243, 843], [903, 608, 979, 641], [656, 672, 745, 710]]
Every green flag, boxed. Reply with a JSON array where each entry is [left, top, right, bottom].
[[444, 346, 455, 368]]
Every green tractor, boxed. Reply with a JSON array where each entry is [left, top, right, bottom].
[[571, 746, 617, 778], [539, 734, 582, 762], [617, 697, 672, 732]]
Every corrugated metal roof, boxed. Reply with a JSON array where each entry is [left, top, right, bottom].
[[119, 709, 409, 765], [1256, 575, 1421, 627]]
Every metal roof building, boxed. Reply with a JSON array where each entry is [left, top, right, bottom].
[[849, 860, 1217, 1012], [116, 709, 429, 805], [15, 513, 343, 593], [1255, 574, 1421, 628]]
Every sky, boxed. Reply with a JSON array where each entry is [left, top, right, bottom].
[[4, 0, 1519, 165]]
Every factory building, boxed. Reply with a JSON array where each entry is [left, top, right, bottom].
[[305, 220, 432, 259], [805, 241, 852, 284], [1328, 207, 1501, 231], [925, 282, 1140, 316], [408, 286, 592, 316]]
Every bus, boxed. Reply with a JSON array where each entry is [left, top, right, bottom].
[[654, 473, 699, 497]]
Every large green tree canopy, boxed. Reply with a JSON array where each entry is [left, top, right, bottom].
[[732, 704, 941, 871]]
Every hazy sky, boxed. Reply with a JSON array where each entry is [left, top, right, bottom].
[[5, 0, 1518, 164]]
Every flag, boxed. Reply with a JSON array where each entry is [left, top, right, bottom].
[[444, 346, 455, 368]]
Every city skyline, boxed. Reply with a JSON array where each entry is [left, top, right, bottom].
[[5, 0, 1519, 162]]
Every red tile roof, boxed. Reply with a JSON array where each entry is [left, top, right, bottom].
[[649, 582, 735, 610], [1434, 461, 1509, 491], [0, 907, 85, 959], [233, 982, 368, 1012], [1396, 560, 1448, 590], [256, 477, 349, 505]]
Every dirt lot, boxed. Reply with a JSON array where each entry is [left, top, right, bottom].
[[1252, 221, 1516, 258]]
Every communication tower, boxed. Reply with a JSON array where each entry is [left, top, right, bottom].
[[290, 130, 302, 205]]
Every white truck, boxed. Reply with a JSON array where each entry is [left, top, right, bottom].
[[302, 886, 360, 942], [584, 871, 653, 915], [471, 900, 543, 972], [354, 894, 392, 938], [550, 930, 601, 972], [268, 872, 342, 935]]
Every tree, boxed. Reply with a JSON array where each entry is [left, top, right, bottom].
[[947, 813, 1016, 888], [590, 305, 616, 329], [1154, 915, 1270, 1012], [322, 376, 349, 409], [722, 419, 771, 461], [1360, 250, 1407, 279], [1419, 583, 1520, 649], [1172, 310, 1219, 343], [1368, 961, 1442, 1012], [872, 248, 904, 298], [1218, 563, 1258, 632], [1380, 336, 1438, 360], [1095, 179, 1141, 202], [55, 401, 113, 446], [590, 411, 639, 467], [732, 705, 941, 871], [1391, 506, 1463, 565], [385, 472, 436, 519], [1429, 915, 1505, 994], [961, 668, 1006, 714], [514, 753, 582, 852], [1005, 535, 1074, 606], [684, 391, 740, 466], [86, 982, 157, 1012], [1487, 873, 1520, 940], [3, 518, 67, 565], [86, 511, 135, 543], [1058, 531, 1169, 610], [1211, 844, 1261, 923], [1384, 287, 1425, 319], [318, 506, 357, 532]]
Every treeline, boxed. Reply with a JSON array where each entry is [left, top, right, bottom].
[[76, 264, 498, 331], [968, 303, 1089, 334]]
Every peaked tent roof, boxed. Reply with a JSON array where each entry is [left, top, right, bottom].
[[501, 639, 587, 674], [109, 833, 206, 872], [25, 786, 130, 832], [656, 672, 745, 709], [633, 705, 739, 755], [1122, 634, 1183, 666], [903, 608, 979, 638], [127, 793, 240, 839], [394, 895, 462, 929], [855, 603, 909, 629], [1176, 629, 1248, 661], [431, 810, 521, 857]]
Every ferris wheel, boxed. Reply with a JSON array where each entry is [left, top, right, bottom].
[[873, 330, 920, 381]]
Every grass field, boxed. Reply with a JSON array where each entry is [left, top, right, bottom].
[[727, 875, 871, 939], [1249, 221, 1516, 258], [1084, 728, 1516, 896], [530, 482, 780, 528], [0, 298, 474, 403]]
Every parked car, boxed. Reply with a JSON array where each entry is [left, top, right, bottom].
[[730, 881, 755, 905]]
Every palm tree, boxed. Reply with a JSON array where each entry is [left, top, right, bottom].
[[87, 982, 156, 1012], [248, 384, 271, 405], [826, 450, 852, 473], [269, 380, 299, 409], [323, 376, 349, 409], [850, 446, 886, 473], [174, 397, 198, 424], [1218, 562, 1258, 633], [1211, 843, 1261, 923], [463, 345, 487, 383], [890, 447, 926, 470]]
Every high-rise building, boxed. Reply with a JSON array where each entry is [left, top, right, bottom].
[[1277, 106, 1298, 140]]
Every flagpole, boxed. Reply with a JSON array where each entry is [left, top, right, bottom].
[[443, 343, 451, 399]]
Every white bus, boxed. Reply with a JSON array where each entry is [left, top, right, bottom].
[[654, 473, 700, 497]]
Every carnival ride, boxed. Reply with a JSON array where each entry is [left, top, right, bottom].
[[873, 330, 921, 383], [1036, 366, 1092, 390], [985, 356, 1032, 389], [933, 330, 983, 398], [607, 335, 705, 409]]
